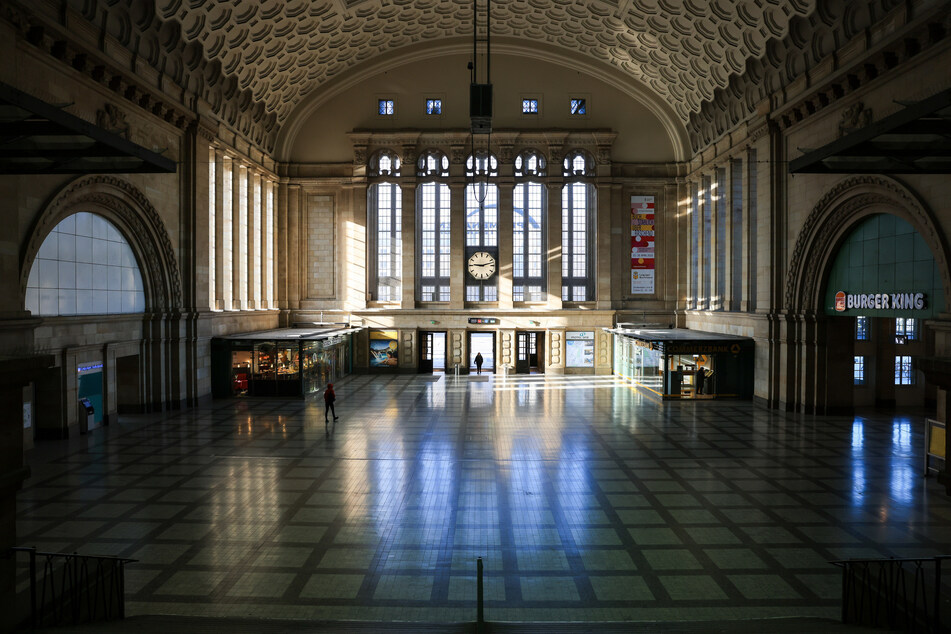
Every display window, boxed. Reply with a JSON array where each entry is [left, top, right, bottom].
[[232, 350, 252, 396], [566, 331, 595, 367], [277, 345, 299, 378]]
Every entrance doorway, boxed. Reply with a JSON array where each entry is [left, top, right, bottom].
[[469, 331, 495, 373], [419, 331, 447, 373], [515, 331, 544, 373]]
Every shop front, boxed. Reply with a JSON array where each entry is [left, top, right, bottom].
[[212, 327, 358, 398], [611, 327, 754, 399]]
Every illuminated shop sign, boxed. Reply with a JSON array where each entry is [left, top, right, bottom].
[[77, 363, 103, 373], [834, 291, 925, 312], [468, 317, 498, 325]]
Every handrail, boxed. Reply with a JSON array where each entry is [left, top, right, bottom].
[[830, 555, 950, 634], [7, 547, 137, 629]]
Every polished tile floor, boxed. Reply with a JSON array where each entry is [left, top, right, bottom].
[[16, 374, 951, 624]]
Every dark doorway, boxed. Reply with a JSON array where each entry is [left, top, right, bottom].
[[419, 331, 447, 373], [116, 354, 141, 414], [515, 331, 544, 373], [468, 331, 495, 373]]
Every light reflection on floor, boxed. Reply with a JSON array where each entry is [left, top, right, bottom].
[[15, 374, 951, 624]]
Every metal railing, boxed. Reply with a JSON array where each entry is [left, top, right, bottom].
[[831, 555, 950, 633], [9, 547, 136, 629]]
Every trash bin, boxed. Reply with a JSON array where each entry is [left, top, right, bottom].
[[78, 398, 94, 434]]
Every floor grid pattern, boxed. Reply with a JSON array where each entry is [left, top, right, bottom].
[[16, 373, 951, 624]]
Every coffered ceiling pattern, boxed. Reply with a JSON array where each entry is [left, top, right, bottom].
[[152, 0, 815, 127]]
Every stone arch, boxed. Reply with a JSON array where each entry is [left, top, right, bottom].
[[20, 175, 182, 314], [785, 175, 951, 315]]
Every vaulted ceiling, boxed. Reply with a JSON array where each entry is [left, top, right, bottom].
[[40, 0, 911, 154], [155, 0, 814, 127]]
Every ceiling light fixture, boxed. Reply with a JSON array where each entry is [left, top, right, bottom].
[[467, 0, 492, 203]]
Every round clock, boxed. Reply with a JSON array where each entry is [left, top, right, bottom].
[[467, 251, 496, 280]]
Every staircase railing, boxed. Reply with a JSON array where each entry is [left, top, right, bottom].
[[9, 546, 136, 629], [830, 555, 950, 633]]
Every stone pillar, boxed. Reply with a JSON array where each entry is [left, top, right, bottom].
[[546, 182, 563, 309], [596, 181, 613, 309], [595, 328, 612, 375], [276, 181, 288, 311], [400, 329, 417, 372], [400, 180, 417, 309], [260, 177, 270, 309], [548, 328, 566, 374], [231, 161, 242, 310], [499, 328, 515, 373], [449, 329, 468, 375], [449, 181, 466, 309], [287, 185, 301, 312], [192, 139, 212, 312], [214, 151, 225, 310], [247, 171, 257, 310], [498, 182, 514, 309]]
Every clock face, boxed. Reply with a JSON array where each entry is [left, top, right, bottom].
[[467, 251, 496, 280]]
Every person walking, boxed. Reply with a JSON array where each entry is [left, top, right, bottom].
[[324, 382, 338, 428], [474, 352, 484, 375]]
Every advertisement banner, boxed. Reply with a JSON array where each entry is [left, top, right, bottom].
[[631, 195, 655, 294]]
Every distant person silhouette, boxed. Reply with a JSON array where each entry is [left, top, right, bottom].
[[695, 367, 705, 395], [474, 352, 484, 375], [324, 383, 338, 428]]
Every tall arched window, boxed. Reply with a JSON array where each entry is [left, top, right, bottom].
[[417, 150, 450, 302], [368, 150, 402, 301], [513, 150, 547, 302], [25, 212, 145, 315], [562, 151, 596, 302], [465, 153, 499, 302]]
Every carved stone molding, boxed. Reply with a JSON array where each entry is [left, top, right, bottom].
[[20, 176, 183, 313], [785, 175, 950, 314]]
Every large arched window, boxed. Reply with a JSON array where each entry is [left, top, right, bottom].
[[562, 150, 596, 302], [417, 150, 450, 302], [513, 150, 547, 302], [465, 153, 499, 302], [25, 212, 145, 315], [368, 150, 402, 301]]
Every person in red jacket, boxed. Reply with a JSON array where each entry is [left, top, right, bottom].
[[324, 383, 338, 427]]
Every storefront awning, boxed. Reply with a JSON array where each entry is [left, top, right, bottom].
[[789, 88, 951, 174], [0, 83, 176, 175], [216, 326, 362, 342]]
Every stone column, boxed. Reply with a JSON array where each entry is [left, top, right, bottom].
[[595, 328, 613, 375], [546, 182, 563, 309], [276, 181, 288, 311], [595, 180, 613, 309], [498, 328, 515, 373], [232, 161, 242, 310], [214, 151, 225, 310], [548, 328, 566, 374], [400, 179, 417, 308], [192, 140, 212, 312], [449, 329, 468, 375], [449, 181, 466, 310], [260, 177, 270, 309], [400, 329, 417, 372], [497, 181, 514, 309], [247, 170, 257, 310], [287, 185, 301, 312]]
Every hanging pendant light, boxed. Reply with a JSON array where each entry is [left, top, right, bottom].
[[468, 0, 492, 204]]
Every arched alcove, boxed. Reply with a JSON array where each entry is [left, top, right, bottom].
[[20, 176, 182, 315], [781, 175, 951, 414]]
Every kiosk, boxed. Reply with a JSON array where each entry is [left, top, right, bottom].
[[610, 326, 754, 400], [211, 326, 360, 398]]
